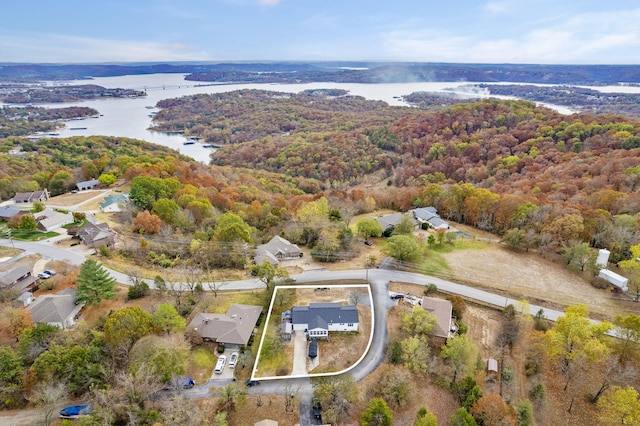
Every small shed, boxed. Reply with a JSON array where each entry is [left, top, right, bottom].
[[13, 292, 34, 308], [487, 358, 499, 380]]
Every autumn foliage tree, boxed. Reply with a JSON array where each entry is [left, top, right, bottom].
[[470, 394, 516, 426], [133, 210, 162, 234], [598, 386, 640, 425]]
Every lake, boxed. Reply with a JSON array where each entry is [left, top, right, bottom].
[[26, 74, 635, 163]]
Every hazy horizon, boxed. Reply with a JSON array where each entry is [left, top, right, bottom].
[[2, 1, 639, 65]]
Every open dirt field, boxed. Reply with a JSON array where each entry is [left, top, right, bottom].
[[441, 243, 635, 320]]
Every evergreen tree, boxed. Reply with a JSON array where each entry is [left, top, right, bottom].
[[76, 259, 116, 306]]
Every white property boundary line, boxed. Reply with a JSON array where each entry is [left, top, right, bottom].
[[251, 283, 374, 381]]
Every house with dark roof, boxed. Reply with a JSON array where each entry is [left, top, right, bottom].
[[187, 304, 262, 348], [255, 236, 303, 266], [410, 207, 450, 230], [29, 288, 84, 329], [287, 302, 359, 338], [76, 179, 100, 191], [78, 222, 116, 248], [13, 189, 49, 204], [421, 296, 456, 339], [34, 208, 74, 232]]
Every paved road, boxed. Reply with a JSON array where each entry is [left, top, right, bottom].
[[0, 237, 581, 423]]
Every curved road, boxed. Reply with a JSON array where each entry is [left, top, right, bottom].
[[1, 238, 575, 424]]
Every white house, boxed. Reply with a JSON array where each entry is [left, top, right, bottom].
[[288, 302, 359, 338]]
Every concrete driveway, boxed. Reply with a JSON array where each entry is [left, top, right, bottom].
[[209, 349, 236, 381], [291, 331, 308, 376]]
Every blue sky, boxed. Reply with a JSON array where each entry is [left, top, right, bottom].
[[2, 0, 639, 64]]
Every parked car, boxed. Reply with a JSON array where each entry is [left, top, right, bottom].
[[245, 379, 261, 387], [364, 240, 373, 246], [181, 377, 195, 389], [229, 352, 239, 369], [43, 269, 57, 276], [312, 398, 322, 419], [390, 293, 404, 300], [59, 404, 93, 419], [308, 340, 318, 359], [37, 272, 51, 279], [214, 355, 227, 374]]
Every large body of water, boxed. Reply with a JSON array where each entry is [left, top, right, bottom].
[[18, 74, 640, 163]]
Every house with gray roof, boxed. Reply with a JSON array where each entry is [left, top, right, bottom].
[[0, 205, 22, 221], [29, 288, 84, 329], [255, 236, 302, 266], [421, 296, 456, 339], [376, 212, 419, 233], [76, 179, 100, 191], [34, 208, 74, 232], [288, 302, 359, 338], [187, 304, 262, 348], [0, 266, 33, 289], [78, 222, 116, 248], [13, 189, 49, 204], [410, 207, 450, 230]]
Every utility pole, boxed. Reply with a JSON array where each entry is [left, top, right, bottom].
[[5, 229, 14, 248], [365, 254, 370, 282]]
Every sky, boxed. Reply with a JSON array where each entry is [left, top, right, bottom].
[[2, 0, 640, 65]]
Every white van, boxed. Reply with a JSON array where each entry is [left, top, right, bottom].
[[229, 352, 238, 369], [214, 355, 227, 374]]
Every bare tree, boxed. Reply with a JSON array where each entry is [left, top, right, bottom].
[[207, 281, 223, 297], [165, 276, 188, 310], [28, 382, 68, 426], [349, 290, 364, 306], [284, 383, 299, 413], [176, 263, 204, 296], [163, 394, 205, 425]]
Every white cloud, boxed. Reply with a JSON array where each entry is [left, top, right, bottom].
[[383, 8, 640, 63], [484, 1, 511, 14], [0, 33, 210, 63]]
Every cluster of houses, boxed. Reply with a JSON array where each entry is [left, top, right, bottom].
[[0, 265, 84, 329], [0, 183, 124, 331]]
